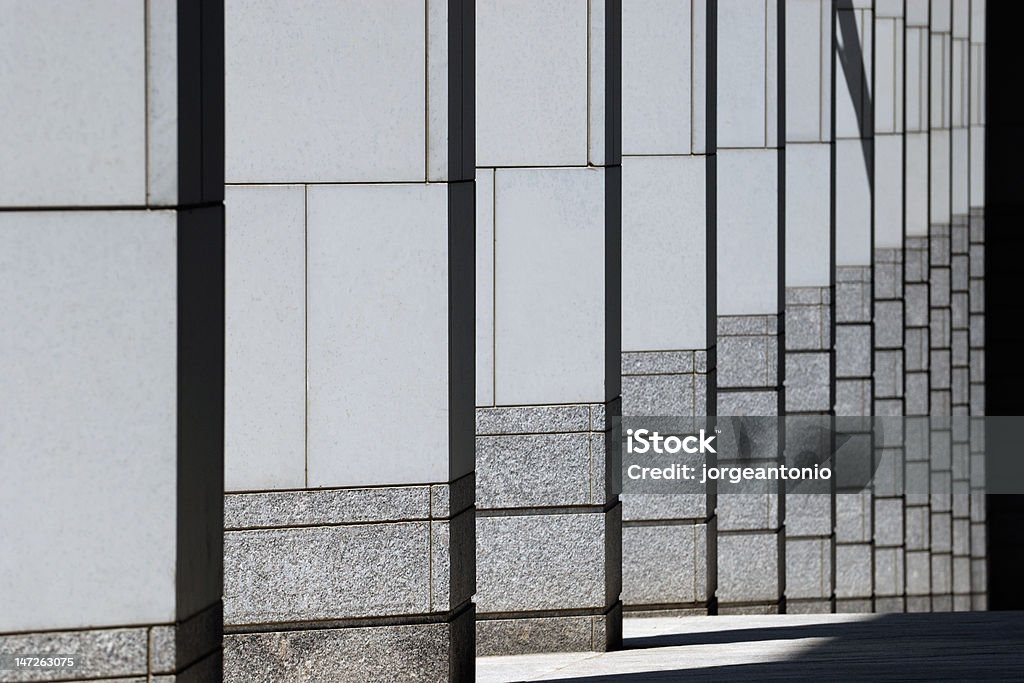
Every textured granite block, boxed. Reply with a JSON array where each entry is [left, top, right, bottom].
[[835, 598, 874, 614], [906, 551, 931, 595], [953, 595, 972, 612], [905, 328, 928, 371], [716, 532, 780, 604], [952, 256, 969, 293], [930, 309, 952, 349], [836, 493, 872, 543], [904, 246, 927, 282], [717, 492, 781, 532], [952, 329, 969, 365], [718, 315, 777, 336], [622, 524, 707, 605], [716, 335, 777, 388], [952, 368, 969, 406], [785, 494, 832, 537], [929, 268, 951, 307], [622, 373, 695, 417], [969, 243, 984, 278], [835, 543, 873, 598], [621, 493, 708, 522], [972, 594, 988, 611], [476, 609, 619, 655], [836, 282, 871, 324], [874, 498, 904, 547], [873, 449, 905, 497], [785, 287, 827, 305], [971, 521, 986, 557], [786, 600, 833, 615], [971, 558, 987, 595], [835, 379, 871, 417], [953, 556, 972, 595], [907, 596, 932, 612], [836, 325, 872, 378], [905, 375, 928, 416], [930, 229, 951, 266], [931, 390, 952, 416], [476, 404, 591, 435], [969, 280, 984, 314], [951, 293, 969, 329], [476, 510, 617, 613], [905, 506, 930, 550], [874, 350, 904, 399], [932, 554, 953, 593], [969, 314, 984, 347], [874, 258, 903, 299], [970, 349, 984, 382], [784, 352, 830, 413], [875, 597, 907, 613], [0, 627, 149, 680], [717, 390, 778, 416], [785, 304, 830, 351], [224, 523, 433, 625], [223, 610, 472, 683], [874, 301, 904, 348], [476, 433, 592, 509], [621, 350, 694, 375], [931, 513, 953, 553], [930, 350, 952, 389], [874, 399, 904, 417], [905, 284, 929, 327], [875, 547, 906, 597], [970, 384, 985, 414], [785, 538, 831, 599], [224, 487, 431, 529]]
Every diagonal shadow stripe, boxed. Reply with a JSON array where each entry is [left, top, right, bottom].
[[835, 1, 874, 196]]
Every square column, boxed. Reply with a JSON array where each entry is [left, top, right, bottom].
[[0, 3, 224, 680], [715, 0, 785, 615], [221, 3, 475, 680], [474, 0, 622, 654], [929, 0, 955, 613], [783, 0, 835, 615], [873, 0, 908, 614], [834, 0, 875, 613], [903, 0, 933, 613], [619, 0, 716, 618], [967, 0, 987, 611]]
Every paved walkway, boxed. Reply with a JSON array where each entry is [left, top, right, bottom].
[[478, 612, 1024, 681]]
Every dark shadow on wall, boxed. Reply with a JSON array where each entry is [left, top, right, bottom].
[[540, 612, 1024, 681], [835, 0, 873, 192]]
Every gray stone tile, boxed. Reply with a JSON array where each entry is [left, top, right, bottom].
[[932, 554, 953, 594], [904, 245, 928, 282], [224, 487, 431, 530], [874, 547, 905, 597], [476, 613, 611, 655], [874, 300, 903, 348], [717, 493, 781, 531], [476, 433, 591, 509], [717, 336, 777, 388], [874, 258, 903, 300], [835, 379, 871, 417], [716, 532, 780, 604], [969, 314, 984, 347], [150, 602, 222, 674], [874, 497, 904, 548], [223, 618, 461, 683], [785, 304, 829, 351], [717, 390, 779, 416], [970, 349, 984, 382], [931, 512, 953, 553], [718, 315, 777, 337], [969, 280, 984, 314], [905, 373, 929, 416], [969, 243, 984, 278], [0, 627, 148, 679], [224, 523, 431, 625], [476, 512, 612, 613], [930, 267, 951, 307], [931, 308, 952, 347], [906, 595, 932, 612], [930, 350, 952, 389], [622, 373, 696, 417], [621, 493, 709, 521], [622, 350, 694, 375], [952, 292, 969, 329], [906, 550, 931, 595], [875, 597, 907, 613], [835, 544, 872, 598], [622, 524, 706, 605], [694, 350, 709, 373], [785, 286, 825, 305], [904, 328, 928, 371], [905, 284, 929, 327], [952, 254, 969, 292], [972, 557, 987, 595], [786, 600, 833, 614], [835, 598, 874, 614], [836, 281, 871, 324], [930, 230, 951, 266], [476, 404, 592, 435], [953, 518, 971, 557], [836, 492, 872, 543], [785, 493, 832, 537], [874, 350, 904, 399], [784, 352, 830, 413], [952, 329, 969, 365], [785, 538, 831, 599]]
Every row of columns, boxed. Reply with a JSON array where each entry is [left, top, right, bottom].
[[0, 1, 988, 681]]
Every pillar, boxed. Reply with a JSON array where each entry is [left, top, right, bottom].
[[783, 0, 835, 615], [873, 0, 908, 614], [220, 2, 475, 680], [715, 0, 786, 615], [833, 0, 875, 613], [619, 0, 716, 618], [0, 2, 224, 679], [474, 0, 623, 654]]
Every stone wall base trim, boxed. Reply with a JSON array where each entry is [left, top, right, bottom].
[[784, 599, 833, 615], [223, 600, 474, 635], [0, 601, 222, 681], [476, 603, 622, 655], [223, 603, 474, 683]]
